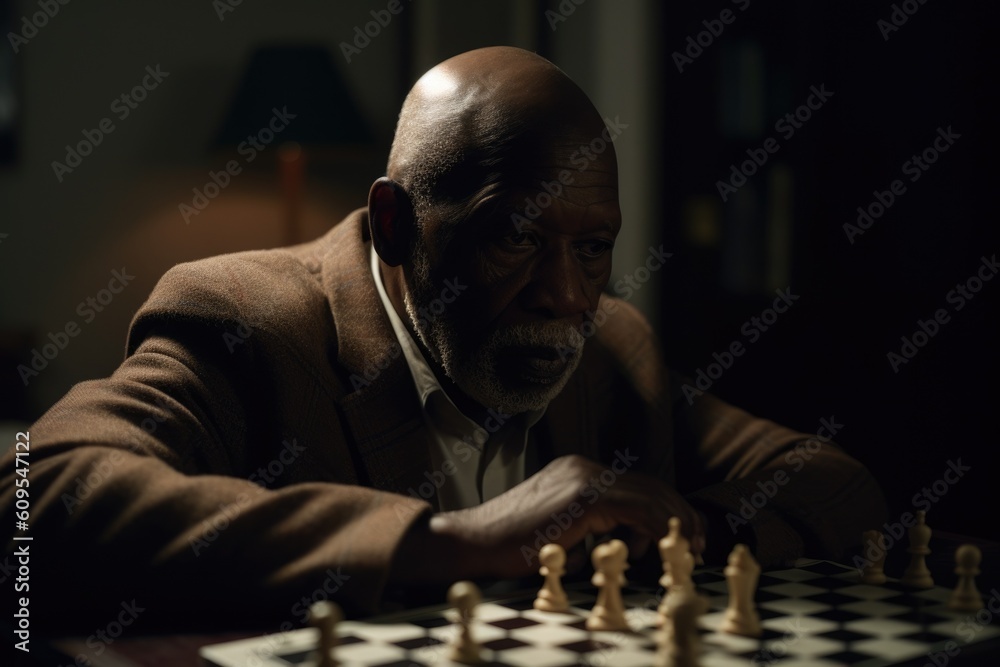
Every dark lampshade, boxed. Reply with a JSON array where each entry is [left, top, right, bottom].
[[214, 44, 373, 149]]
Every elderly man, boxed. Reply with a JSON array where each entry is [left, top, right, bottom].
[[1, 47, 884, 632]]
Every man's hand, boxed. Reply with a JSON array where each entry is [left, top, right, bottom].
[[390, 455, 704, 583]]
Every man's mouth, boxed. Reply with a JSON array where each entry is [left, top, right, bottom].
[[504, 346, 572, 384]]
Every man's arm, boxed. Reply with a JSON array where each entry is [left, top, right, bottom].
[[671, 374, 888, 567], [0, 267, 432, 633]]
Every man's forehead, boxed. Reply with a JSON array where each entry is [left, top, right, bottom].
[[509, 158, 620, 203], [472, 180, 622, 232]]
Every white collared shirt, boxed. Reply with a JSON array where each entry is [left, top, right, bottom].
[[369, 246, 545, 511]]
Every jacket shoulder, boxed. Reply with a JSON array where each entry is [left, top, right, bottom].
[[588, 295, 667, 397], [126, 242, 334, 357]]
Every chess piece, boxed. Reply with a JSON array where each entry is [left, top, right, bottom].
[[308, 601, 342, 667], [948, 544, 983, 611], [448, 581, 484, 664], [900, 511, 934, 588], [658, 517, 698, 626], [657, 557, 702, 641], [658, 517, 692, 592], [720, 544, 762, 637], [534, 543, 570, 612], [587, 539, 630, 631], [860, 529, 888, 584], [655, 588, 708, 667], [658, 551, 695, 626]]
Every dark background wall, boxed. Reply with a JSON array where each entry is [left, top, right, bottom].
[[0, 0, 995, 546], [655, 1, 997, 543]]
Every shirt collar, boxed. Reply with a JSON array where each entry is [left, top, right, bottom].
[[370, 244, 447, 409]]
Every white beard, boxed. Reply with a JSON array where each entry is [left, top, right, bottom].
[[404, 241, 585, 414]]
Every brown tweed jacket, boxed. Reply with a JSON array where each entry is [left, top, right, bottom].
[[0, 209, 885, 632]]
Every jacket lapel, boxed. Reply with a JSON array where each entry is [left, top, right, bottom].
[[320, 209, 434, 497]]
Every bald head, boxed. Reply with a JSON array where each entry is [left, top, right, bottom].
[[387, 47, 615, 225], [370, 48, 622, 416]]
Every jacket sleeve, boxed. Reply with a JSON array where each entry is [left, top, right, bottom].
[[671, 372, 888, 568], [0, 264, 431, 633]]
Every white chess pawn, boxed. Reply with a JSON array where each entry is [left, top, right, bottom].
[[720, 544, 762, 637], [656, 588, 708, 667], [308, 601, 342, 667], [534, 543, 570, 612], [901, 511, 934, 588], [860, 529, 888, 584], [948, 544, 983, 612], [587, 539, 630, 631], [448, 581, 484, 664]]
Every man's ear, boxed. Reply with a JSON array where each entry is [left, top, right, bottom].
[[367, 177, 414, 267]]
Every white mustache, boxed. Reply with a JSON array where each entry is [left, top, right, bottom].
[[491, 323, 586, 352]]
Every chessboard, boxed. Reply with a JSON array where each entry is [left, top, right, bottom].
[[200, 558, 1000, 667]]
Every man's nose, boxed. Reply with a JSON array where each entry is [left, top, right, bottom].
[[521, 246, 594, 320]]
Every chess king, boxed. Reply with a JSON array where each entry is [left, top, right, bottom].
[[0, 46, 886, 632]]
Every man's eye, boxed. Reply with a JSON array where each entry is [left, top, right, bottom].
[[576, 240, 613, 258], [502, 232, 536, 248]]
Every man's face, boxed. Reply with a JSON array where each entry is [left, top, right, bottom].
[[404, 149, 621, 415]]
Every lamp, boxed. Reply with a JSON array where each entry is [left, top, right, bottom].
[[214, 44, 373, 244]]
